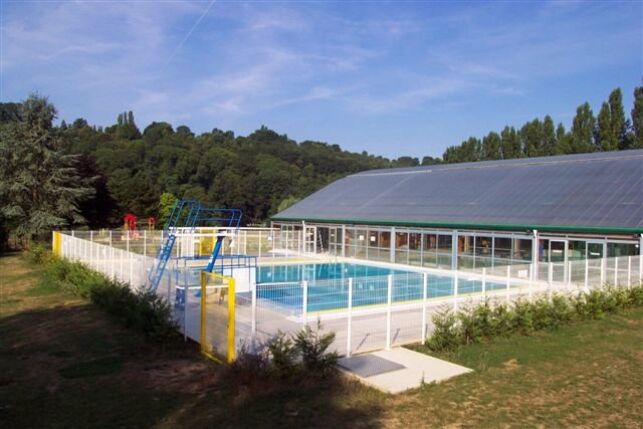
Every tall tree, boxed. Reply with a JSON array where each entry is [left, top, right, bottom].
[[631, 85, 643, 148], [570, 102, 596, 153], [500, 126, 522, 159], [481, 132, 502, 160], [542, 115, 557, 155], [0, 95, 93, 246], [554, 123, 572, 154], [597, 88, 626, 151], [521, 119, 545, 157]]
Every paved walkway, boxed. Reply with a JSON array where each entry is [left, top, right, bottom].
[[338, 347, 472, 394]]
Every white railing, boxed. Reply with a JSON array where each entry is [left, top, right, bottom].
[[55, 230, 642, 358]]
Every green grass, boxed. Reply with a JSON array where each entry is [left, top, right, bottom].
[[1, 252, 642, 428]]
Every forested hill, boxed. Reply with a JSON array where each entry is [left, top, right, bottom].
[[55, 119, 439, 226]]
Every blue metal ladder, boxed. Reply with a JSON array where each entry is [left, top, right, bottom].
[[202, 208, 243, 273], [148, 199, 201, 291]]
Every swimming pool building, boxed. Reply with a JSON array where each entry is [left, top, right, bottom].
[[272, 150, 643, 282]]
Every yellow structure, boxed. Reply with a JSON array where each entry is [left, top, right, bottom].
[[200, 271, 236, 363], [52, 231, 62, 257]]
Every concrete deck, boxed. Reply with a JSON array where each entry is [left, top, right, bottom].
[[338, 347, 472, 394]]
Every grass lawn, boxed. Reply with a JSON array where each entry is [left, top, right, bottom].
[[1, 252, 642, 428]]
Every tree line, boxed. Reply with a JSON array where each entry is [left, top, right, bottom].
[[1, 84, 641, 248], [441, 87, 643, 163]]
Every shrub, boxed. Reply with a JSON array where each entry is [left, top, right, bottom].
[[266, 331, 298, 378], [223, 343, 271, 388], [42, 256, 179, 344], [426, 308, 462, 352], [24, 243, 50, 264], [425, 283, 643, 352], [294, 321, 338, 376]]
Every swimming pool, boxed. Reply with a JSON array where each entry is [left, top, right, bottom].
[[256, 262, 506, 312]]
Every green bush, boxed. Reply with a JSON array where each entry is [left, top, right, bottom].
[[41, 256, 179, 344], [266, 331, 298, 378], [426, 308, 462, 351], [24, 243, 51, 264], [224, 323, 338, 389], [426, 283, 643, 352], [294, 321, 338, 376], [223, 343, 271, 388]]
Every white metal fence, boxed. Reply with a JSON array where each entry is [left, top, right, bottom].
[[55, 230, 642, 359]]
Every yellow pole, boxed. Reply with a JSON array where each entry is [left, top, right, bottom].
[[227, 277, 236, 363], [200, 271, 206, 355], [52, 231, 62, 256]]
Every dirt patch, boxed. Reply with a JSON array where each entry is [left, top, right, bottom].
[[502, 358, 520, 371]]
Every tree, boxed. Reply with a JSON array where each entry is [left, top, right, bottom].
[[597, 88, 626, 151], [554, 123, 572, 154], [520, 119, 544, 157], [570, 102, 596, 153], [421, 156, 441, 166], [631, 85, 643, 148], [500, 126, 521, 159], [481, 132, 502, 160], [392, 156, 420, 167], [542, 115, 557, 155], [158, 192, 178, 228], [277, 195, 300, 213], [0, 95, 93, 247]]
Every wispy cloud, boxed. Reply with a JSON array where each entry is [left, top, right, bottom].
[[2, 0, 640, 156]]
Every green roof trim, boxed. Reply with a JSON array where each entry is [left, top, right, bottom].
[[271, 216, 643, 235]]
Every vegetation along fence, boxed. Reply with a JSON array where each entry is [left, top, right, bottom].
[[52, 230, 643, 360]]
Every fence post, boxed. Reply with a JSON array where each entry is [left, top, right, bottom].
[[421, 273, 428, 344], [386, 275, 392, 350], [346, 278, 353, 357], [109, 231, 114, 280], [627, 256, 632, 289], [568, 261, 573, 285], [548, 262, 553, 300], [584, 258, 589, 292], [302, 280, 308, 328], [506, 265, 511, 304], [251, 274, 257, 339], [90, 231, 94, 268], [528, 265, 533, 301], [600, 256, 605, 286], [613, 257, 618, 286], [183, 260, 188, 341], [453, 272, 459, 311], [127, 234, 133, 285], [481, 268, 486, 301]]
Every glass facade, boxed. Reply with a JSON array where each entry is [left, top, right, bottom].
[[274, 221, 641, 282]]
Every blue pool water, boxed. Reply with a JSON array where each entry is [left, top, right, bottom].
[[257, 263, 506, 312]]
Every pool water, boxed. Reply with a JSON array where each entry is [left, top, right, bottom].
[[256, 263, 506, 312]]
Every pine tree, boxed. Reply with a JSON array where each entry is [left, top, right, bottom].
[[0, 95, 93, 246]]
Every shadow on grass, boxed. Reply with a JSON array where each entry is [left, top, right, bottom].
[[0, 304, 385, 429], [0, 304, 196, 429]]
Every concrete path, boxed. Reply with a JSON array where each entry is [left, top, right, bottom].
[[338, 347, 472, 394]]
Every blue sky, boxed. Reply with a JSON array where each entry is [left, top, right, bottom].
[[1, 1, 641, 158]]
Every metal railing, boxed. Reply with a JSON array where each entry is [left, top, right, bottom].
[[52, 230, 643, 361]]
